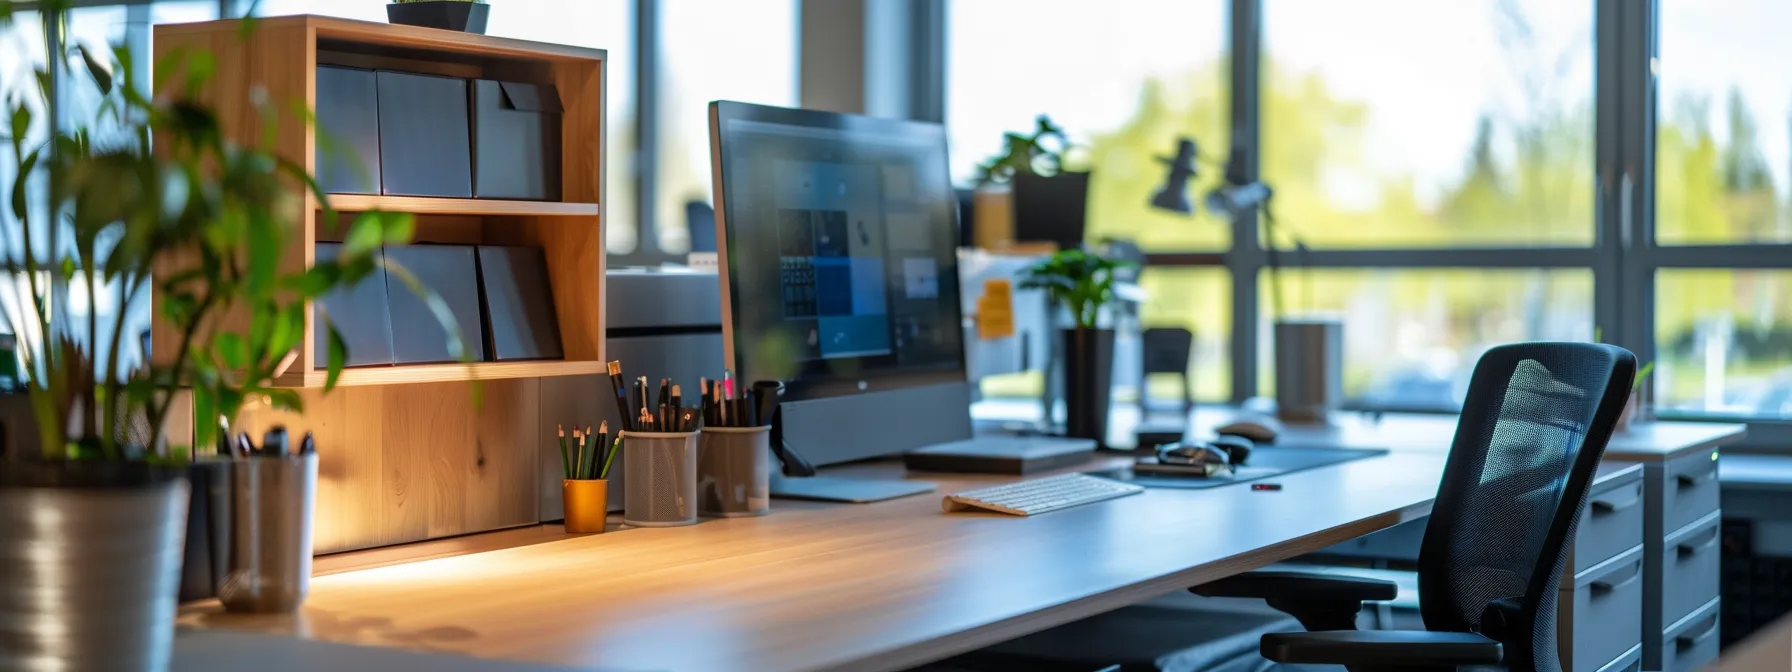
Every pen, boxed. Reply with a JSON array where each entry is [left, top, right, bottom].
[[608, 361, 632, 431], [670, 385, 682, 426], [262, 426, 289, 456], [299, 432, 316, 456], [633, 377, 649, 431]]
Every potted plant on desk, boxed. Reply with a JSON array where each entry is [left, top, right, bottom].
[[972, 116, 1089, 251], [0, 7, 440, 667], [1021, 249, 1133, 448]]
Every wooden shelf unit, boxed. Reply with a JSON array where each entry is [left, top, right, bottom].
[[152, 15, 608, 388]]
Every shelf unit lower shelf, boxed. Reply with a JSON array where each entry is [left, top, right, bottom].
[[277, 360, 609, 388], [324, 194, 601, 217]]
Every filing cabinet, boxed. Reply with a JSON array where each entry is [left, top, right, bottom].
[[1559, 465, 1645, 672], [1637, 447, 1724, 671]]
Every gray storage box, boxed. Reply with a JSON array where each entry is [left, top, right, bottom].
[[476, 246, 563, 361], [382, 244, 486, 364], [1557, 545, 1644, 672], [375, 71, 472, 198], [470, 80, 563, 201], [314, 66, 381, 195], [1656, 597, 1720, 672], [312, 243, 393, 367]]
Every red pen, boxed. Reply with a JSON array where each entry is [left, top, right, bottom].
[[1251, 483, 1282, 491]]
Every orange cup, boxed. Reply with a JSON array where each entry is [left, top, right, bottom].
[[562, 479, 610, 534]]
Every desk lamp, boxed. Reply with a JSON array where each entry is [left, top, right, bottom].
[[1149, 136, 1274, 218]]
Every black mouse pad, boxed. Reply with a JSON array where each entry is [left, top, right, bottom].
[[1091, 446, 1387, 489]]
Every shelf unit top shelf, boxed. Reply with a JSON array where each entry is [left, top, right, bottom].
[[278, 360, 609, 388], [156, 14, 607, 63], [324, 194, 600, 217]]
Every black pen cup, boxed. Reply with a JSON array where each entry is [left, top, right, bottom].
[[698, 425, 771, 517], [622, 430, 699, 527]]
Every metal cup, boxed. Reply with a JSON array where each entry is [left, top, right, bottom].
[[698, 425, 771, 517], [217, 453, 317, 613], [622, 430, 699, 527]]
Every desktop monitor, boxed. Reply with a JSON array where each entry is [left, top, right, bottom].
[[709, 101, 972, 468]]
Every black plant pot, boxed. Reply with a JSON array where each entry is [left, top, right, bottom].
[[387, 1, 489, 34], [1012, 171, 1091, 250], [1061, 327, 1115, 448]]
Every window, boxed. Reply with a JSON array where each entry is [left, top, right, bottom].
[[656, 0, 798, 256], [945, 0, 1230, 251], [1655, 270, 1792, 417], [1262, 0, 1594, 248], [1656, 0, 1792, 245], [1258, 269, 1593, 410]]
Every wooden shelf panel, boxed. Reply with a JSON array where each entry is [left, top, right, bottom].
[[277, 360, 608, 388], [324, 194, 599, 217]]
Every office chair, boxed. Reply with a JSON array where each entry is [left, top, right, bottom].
[[1139, 327, 1195, 418], [1199, 341, 1636, 671]]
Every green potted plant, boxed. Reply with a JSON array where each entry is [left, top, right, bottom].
[[0, 5, 449, 668], [973, 115, 1089, 250], [1020, 248, 1133, 447], [388, 0, 490, 34]]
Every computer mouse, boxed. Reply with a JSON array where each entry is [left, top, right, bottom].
[[1156, 442, 1229, 467], [1210, 435, 1253, 466], [1216, 414, 1281, 444]]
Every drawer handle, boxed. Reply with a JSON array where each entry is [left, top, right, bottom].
[[1676, 527, 1720, 557], [1675, 614, 1719, 650], [1591, 485, 1640, 513], [1676, 468, 1715, 488], [1589, 560, 1642, 593]]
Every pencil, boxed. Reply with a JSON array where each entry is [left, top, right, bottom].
[[583, 425, 595, 479], [595, 421, 610, 480], [600, 435, 621, 479], [558, 425, 570, 479], [573, 428, 586, 480]]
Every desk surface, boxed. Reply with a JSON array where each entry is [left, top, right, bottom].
[[181, 453, 1447, 672]]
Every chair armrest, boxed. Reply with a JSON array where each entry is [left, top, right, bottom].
[[1261, 630, 1503, 667], [1192, 571, 1398, 602], [1191, 571, 1397, 632]]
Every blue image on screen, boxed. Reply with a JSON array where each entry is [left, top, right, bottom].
[[818, 315, 892, 358], [813, 258, 852, 316]]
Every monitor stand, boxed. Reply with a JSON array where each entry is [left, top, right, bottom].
[[769, 471, 934, 503], [765, 432, 935, 503]]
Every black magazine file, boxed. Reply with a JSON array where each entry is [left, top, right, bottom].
[[476, 246, 563, 361], [383, 244, 487, 364], [471, 79, 564, 201], [376, 71, 473, 198], [314, 66, 381, 195], [313, 243, 394, 367]]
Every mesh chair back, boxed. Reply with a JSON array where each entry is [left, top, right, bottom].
[[1416, 342, 1635, 671]]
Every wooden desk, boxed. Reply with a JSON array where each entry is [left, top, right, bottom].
[[180, 453, 1447, 672]]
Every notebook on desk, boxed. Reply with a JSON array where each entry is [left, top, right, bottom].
[[904, 436, 1098, 475]]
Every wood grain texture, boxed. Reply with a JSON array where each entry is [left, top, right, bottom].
[[157, 15, 608, 63], [325, 195, 599, 217], [150, 21, 317, 371], [233, 381, 540, 553], [485, 215, 605, 364], [180, 453, 1446, 672]]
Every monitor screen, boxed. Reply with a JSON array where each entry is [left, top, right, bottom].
[[710, 102, 965, 403]]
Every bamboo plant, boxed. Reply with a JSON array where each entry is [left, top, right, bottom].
[[0, 3, 463, 461], [1018, 248, 1134, 330]]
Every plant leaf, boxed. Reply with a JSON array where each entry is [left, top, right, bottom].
[[75, 44, 113, 95], [213, 332, 247, 369], [324, 320, 348, 392]]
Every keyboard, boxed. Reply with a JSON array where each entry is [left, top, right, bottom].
[[942, 473, 1144, 516]]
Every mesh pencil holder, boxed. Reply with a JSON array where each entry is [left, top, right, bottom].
[[698, 425, 771, 517], [622, 430, 700, 527]]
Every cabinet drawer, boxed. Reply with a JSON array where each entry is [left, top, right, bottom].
[[1558, 545, 1644, 672], [1571, 470, 1643, 573], [1654, 597, 1720, 672], [1657, 511, 1722, 630], [1652, 448, 1721, 536], [1594, 643, 1641, 672]]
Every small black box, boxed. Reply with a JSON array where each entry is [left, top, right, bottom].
[[383, 244, 487, 364], [313, 243, 393, 368], [314, 66, 382, 195], [476, 246, 563, 361], [470, 80, 563, 201], [375, 71, 472, 198]]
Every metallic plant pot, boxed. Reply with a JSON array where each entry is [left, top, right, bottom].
[[217, 454, 317, 613], [0, 461, 189, 672], [1273, 318, 1344, 424]]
